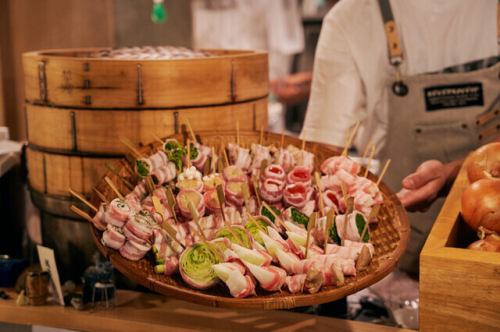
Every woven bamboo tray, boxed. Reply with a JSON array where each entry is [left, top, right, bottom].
[[88, 130, 410, 309]]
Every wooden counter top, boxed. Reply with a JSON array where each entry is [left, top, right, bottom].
[[0, 289, 409, 332]]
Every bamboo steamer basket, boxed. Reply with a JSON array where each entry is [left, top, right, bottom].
[[88, 130, 410, 310], [22, 48, 268, 108]]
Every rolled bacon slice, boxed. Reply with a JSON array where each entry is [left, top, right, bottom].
[[101, 224, 126, 250], [190, 143, 211, 171], [176, 189, 205, 219], [154, 253, 179, 276], [227, 143, 252, 171], [259, 178, 285, 203], [119, 239, 151, 261], [322, 190, 345, 214], [286, 166, 312, 186], [225, 180, 246, 207], [222, 165, 248, 182], [243, 261, 287, 292], [231, 243, 272, 267], [105, 198, 132, 227], [283, 183, 313, 209], [320, 156, 361, 176], [203, 189, 221, 213], [151, 162, 177, 185], [262, 164, 286, 182], [275, 148, 295, 172], [212, 263, 256, 298], [125, 211, 155, 240], [202, 173, 225, 192], [148, 151, 169, 169], [93, 204, 107, 231], [249, 143, 272, 172], [285, 274, 306, 294], [292, 255, 356, 277]]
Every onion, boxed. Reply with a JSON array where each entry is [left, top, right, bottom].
[[461, 179, 500, 233], [467, 234, 500, 252], [465, 142, 500, 183]]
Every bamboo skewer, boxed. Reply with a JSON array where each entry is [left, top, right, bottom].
[[246, 212, 266, 233], [188, 201, 207, 242], [324, 209, 335, 249], [314, 172, 325, 217], [120, 159, 135, 177], [210, 147, 217, 174], [185, 119, 198, 144], [104, 176, 125, 200], [241, 182, 250, 210], [301, 139, 306, 151], [105, 164, 134, 190], [341, 121, 360, 157], [216, 184, 228, 226], [376, 159, 392, 186], [253, 180, 262, 208], [70, 205, 98, 226], [236, 121, 240, 146], [93, 188, 108, 204], [361, 142, 374, 160], [222, 144, 229, 167], [152, 134, 165, 145], [363, 144, 377, 178], [261, 201, 288, 232], [119, 137, 144, 159], [280, 131, 285, 150], [69, 188, 97, 212], [165, 187, 179, 224], [305, 212, 317, 258], [215, 184, 243, 246], [259, 126, 264, 145], [162, 221, 185, 250], [186, 139, 192, 169]]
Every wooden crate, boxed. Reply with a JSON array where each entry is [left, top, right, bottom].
[[420, 167, 500, 331]]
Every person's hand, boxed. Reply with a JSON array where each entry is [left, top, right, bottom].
[[396, 160, 459, 212], [270, 72, 312, 106]]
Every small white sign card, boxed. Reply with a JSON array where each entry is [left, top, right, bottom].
[[36, 245, 64, 306]]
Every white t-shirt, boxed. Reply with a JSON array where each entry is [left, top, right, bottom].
[[301, 0, 498, 154], [191, 0, 304, 80]]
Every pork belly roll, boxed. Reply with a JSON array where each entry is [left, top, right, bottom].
[[260, 178, 285, 203], [101, 224, 126, 250], [286, 166, 312, 186], [105, 198, 132, 227], [212, 262, 256, 298], [225, 180, 246, 207], [151, 161, 177, 185], [262, 164, 286, 182], [222, 165, 248, 182], [176, 189, 205, 219], [119, 239, 151, 261], [283, 183, 313, 209], [320, 156, 361, 176]]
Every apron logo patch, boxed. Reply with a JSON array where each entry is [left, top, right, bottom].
[[424, 82, 484, 111]]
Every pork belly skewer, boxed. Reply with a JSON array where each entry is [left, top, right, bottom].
[[212, 262, 256, 298]]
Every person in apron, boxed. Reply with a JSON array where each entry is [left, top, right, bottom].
[[301, 0, 499, 276], [377, 0, 500, 275]]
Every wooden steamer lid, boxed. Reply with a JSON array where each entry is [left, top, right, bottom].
[[22, 48, 269, 108]]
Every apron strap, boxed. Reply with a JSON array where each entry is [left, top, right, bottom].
[[377, 0, 403, 66], [379, 0, 500, 66]]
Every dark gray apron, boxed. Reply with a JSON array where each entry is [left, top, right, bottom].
[[377, 0, 500, 275]]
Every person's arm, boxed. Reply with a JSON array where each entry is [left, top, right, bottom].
[[396, 159, 463, 212], [300, 13, 366, 150]]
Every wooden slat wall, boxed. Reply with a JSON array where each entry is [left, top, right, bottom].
[[0, 0, 115, 140]]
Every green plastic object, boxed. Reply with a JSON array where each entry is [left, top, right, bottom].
[[151, 1, 167, 24]]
